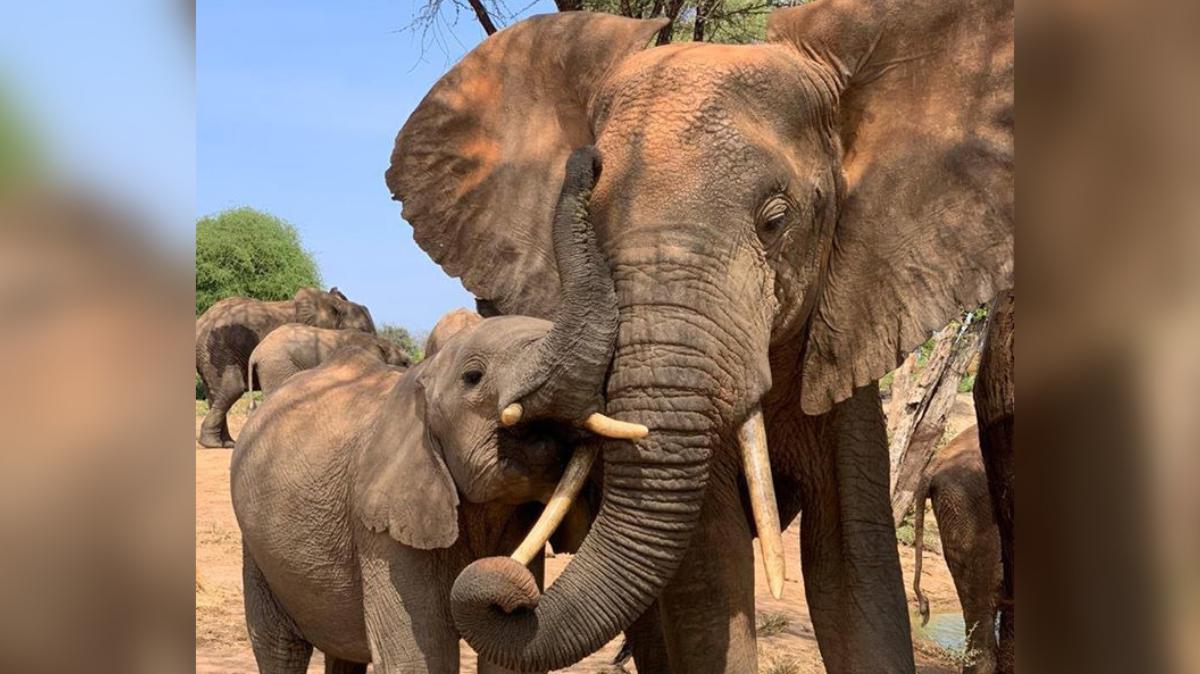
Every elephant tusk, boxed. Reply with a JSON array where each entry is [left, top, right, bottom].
[[510, 445, 598, 566], [739, 407, 786, 600], [502, 404, 647, 440], [500, 403, 523, 427], [583, 413, 649, 440]]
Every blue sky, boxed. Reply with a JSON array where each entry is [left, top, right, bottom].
[[198, 0, 556, 332], [1, 0, 193, 244]]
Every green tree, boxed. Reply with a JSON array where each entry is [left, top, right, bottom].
[[378, 324, 426, 363], [0, 88, 40, 190], [195, 207, 323, 315]]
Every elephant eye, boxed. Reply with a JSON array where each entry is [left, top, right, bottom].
[[462, 369, 484, 387], [758, 194, 792, 236]]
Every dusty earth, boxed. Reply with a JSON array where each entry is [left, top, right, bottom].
[[197, 397, 972, 673]]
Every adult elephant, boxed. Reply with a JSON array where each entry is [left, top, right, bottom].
[[195, 287, 375, 447], [387, 1, 1013, 671], [974, 290, 1014, 673]]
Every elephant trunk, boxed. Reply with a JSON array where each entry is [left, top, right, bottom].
[[453, 346, 719, 670], [498, 146, 619, 425], [454, 249, 754, 669], [452, 153, 728, 668]]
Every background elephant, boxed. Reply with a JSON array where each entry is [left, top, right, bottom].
[[246, 323, 411, 407], [387, 3, 1012, 672], [912, 425, 1002, 674], [425, 308, 482, 358], [195, 286, 375, 447]]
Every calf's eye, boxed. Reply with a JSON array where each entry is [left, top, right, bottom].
[[462, 369, 484, 387]]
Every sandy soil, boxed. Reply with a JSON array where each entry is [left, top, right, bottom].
[[197, 399, 966, 673]]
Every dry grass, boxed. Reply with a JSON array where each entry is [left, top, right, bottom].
[[761, 655, 802, 674], [757, 611, 791, 637]]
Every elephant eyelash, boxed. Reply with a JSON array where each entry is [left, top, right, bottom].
[[757, 193, 794, 236]]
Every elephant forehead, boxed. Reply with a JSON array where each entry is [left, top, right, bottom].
[[594, 43, 836, 131], [458, 316, 551, 354]]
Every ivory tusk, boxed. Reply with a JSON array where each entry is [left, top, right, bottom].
[[510, 445, 598, 566], [739, 407, 786, 600], [583, 412, 649, 440], [500, 403, 523, 427]]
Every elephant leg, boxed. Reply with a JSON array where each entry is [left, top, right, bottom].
[[975, 290, 1014, 674], [625, 600, 671, 674], [200, 366, 242, 447], [798, 385, 914, 673], [657, 450, 757, 674], [960, 585, 999, 674], [939, 526, 999, 674], [242, 546, 313, 674], [325, 657, 368, 674], [359, 536, 458, 674]]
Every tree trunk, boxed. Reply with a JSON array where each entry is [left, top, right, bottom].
[[693, 0, 710, 41], [655, 0, 685, 44], [884, 350, 920, 449], [890, 312, 987, 527], [466, 0, 498, 35]]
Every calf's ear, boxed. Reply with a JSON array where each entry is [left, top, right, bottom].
[[356, 365, 459, 549]]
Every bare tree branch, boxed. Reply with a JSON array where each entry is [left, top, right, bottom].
[[466, 0, 499, 34]]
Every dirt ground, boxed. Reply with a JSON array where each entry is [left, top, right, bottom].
[[197, 398, 969, 673]]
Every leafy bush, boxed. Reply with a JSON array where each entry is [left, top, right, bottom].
[[195, 207, 322, 316], [958, 372, 977, 393], [378, 324, 425, 363]]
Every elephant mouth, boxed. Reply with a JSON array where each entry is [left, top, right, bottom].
[[494, 420, 583, 503], [499, 404, 786, 597]]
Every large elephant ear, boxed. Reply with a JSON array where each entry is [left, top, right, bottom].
[[293, 287, 323, 326], [768, 0, 1013, 414], [356, 360, 460, 549], [386, 12, 667, 319]]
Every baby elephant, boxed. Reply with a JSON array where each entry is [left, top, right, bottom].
[[247, 323, 412, 407], [913, 425, 1003, 674], [232, 316, 613, 674]]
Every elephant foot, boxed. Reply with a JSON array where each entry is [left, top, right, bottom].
[[198, 433, 227, 449]]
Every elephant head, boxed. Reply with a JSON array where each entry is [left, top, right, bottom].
[[360, 159, 636, 546], [372, 339, 414, 370], [294, 286, 377, 333], [387, 1, 1012, 669]]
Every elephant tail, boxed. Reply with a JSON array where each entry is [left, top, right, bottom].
[[913, 476, 932, 627], [246, 358, 258, 412]]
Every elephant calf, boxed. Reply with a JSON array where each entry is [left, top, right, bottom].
[[247, 323, 412, 407], [196, 286, 375, 447], [233, 315, 624, 674], [912, 425, 1003, 674]]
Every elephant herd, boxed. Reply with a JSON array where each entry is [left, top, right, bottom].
[[197, 0, 1014, 672]]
